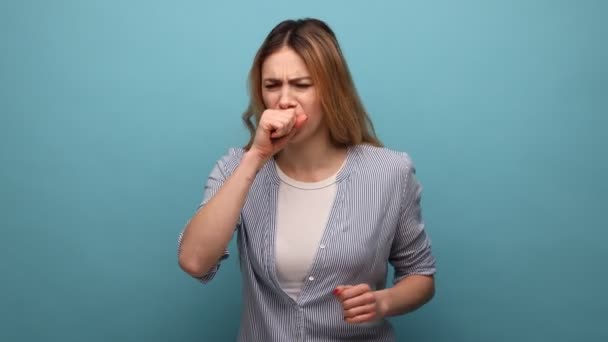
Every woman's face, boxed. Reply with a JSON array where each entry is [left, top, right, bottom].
[[261, 47, 324, 144]]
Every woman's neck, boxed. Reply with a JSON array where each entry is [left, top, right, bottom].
[[275, 137, 347, 182]]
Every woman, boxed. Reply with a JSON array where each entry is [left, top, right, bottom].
[[178, 18, 436, 341]]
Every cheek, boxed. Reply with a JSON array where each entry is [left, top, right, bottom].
[[302, 102, 323, 121], [298, 93, 321, 115], [262, 92, 277, 108]]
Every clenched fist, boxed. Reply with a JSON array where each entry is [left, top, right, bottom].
[[333, 284, 385, 324], [249, 107, 308, 162]]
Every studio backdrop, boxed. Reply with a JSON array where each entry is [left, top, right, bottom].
[[1, 1, 606, 341]]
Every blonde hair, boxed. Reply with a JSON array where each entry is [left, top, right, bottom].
[[242, 18, 382, 149]]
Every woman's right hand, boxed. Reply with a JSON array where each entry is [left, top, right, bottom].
[[248, 107, 308, 163]]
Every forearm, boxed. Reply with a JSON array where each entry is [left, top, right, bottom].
[[178, 151, 263, 276], [375, 275, 435, 317]]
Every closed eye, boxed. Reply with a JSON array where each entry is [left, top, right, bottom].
[[262, 77, 313, 90], [264, 84, 279, 90]]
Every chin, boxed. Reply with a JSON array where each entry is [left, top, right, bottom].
[[286, 132, 310, 147], [289, 125, 327, 146], [287, 136, 305, 146]]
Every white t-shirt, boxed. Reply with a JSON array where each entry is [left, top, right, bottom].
[[274, 163, 341, 301]]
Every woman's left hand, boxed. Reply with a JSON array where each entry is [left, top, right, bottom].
[[333, 284, 384, 324]]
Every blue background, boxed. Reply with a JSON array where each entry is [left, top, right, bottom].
[[1, 0, 606, 341]]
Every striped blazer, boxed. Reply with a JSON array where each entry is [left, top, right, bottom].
[[178, 144, 436, 341]]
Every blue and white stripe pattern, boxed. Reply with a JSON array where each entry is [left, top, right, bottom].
[[178, 144, 436, 341]]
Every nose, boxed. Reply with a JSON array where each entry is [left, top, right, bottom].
[[277, 88, 296, 110]]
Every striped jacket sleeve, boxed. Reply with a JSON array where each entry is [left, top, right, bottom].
[[389, 153, 436, 284], [177, 151, 241, 284]]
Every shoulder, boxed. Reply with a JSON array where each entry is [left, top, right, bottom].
[[350, 145, 422, 203], [350, 144, 416, 175], [214, 147, 246, 176]]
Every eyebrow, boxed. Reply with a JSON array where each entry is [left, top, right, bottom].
[[262, 77, 312, 83]]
